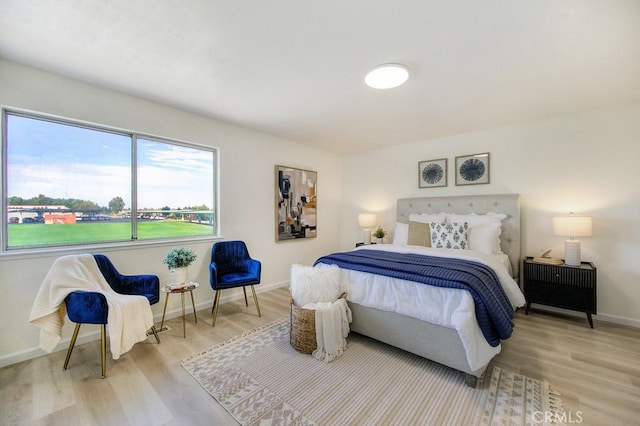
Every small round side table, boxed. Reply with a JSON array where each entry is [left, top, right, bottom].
[[159, 282, 199, 338]]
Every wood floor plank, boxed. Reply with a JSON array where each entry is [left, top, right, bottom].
[[30, 349, 75, 420], [2, 286, 639, 425], [0, 361, 34, 425], [492, 309, 640, 425], [69, 364, 129, 425]]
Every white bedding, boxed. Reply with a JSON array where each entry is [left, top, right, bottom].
[[317, 244, 525, 371]]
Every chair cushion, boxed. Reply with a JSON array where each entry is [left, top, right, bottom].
[[65, 291, 108, 324], [217, 272, 260, 289]]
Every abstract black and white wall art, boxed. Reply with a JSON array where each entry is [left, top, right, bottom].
[[275, 165, 317, 241], [455, 153, 490, 185], [418, 158, 447, 188]]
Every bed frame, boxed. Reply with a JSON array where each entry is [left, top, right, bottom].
[[348, 194, 521, 387]]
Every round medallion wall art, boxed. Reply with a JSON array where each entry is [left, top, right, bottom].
[[455, 153, 490, 186], [423, 164, 443, 184], [460, 158, 485, 181], [418, 158, 447, 188]]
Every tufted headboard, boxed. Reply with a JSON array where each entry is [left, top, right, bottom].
[[396, 194, 521, 279]]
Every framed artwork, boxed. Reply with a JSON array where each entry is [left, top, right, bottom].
[[275, 165, 317, 241], [455, 153, 490, 185], [418, 158, 447, 188]]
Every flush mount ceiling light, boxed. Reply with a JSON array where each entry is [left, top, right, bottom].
[[365, 63, 409, 89]]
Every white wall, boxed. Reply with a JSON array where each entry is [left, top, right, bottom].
[[2, 57, 638, 368], [0, 59, 343, 367], [341, 102, 640, 325]]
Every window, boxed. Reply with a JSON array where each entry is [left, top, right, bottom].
[[2, 109, 218, 251]]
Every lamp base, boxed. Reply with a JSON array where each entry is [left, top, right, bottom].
[[363, 228, 372, 245], [564, 240, 582, 266]]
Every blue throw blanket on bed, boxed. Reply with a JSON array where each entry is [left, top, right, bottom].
[[314, 250, 515, 347]]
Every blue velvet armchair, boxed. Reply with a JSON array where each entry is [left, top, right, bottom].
[[209, 241, 262, 327], [63, 254, 160, 378]]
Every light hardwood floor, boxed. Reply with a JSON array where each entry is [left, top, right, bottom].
[[2, 286, 639, 425]]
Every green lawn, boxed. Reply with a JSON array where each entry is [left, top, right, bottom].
[[7, 221, 214, 248]]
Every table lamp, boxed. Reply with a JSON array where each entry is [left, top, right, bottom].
[[358, 213, 377, 245], [552, 214, 592, 266]]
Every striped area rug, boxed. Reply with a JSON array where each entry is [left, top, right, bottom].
[[182, 318, 564, 425]]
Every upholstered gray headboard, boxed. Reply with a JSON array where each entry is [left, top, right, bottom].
[[397, 194, 521, 279]]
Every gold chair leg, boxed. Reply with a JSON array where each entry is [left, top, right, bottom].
[[251, 285, 261, 317], [101, 324, 106, 379], [63, 323, 81, 371], [211, 290, 221, 327], [243, 287, 248, 307]]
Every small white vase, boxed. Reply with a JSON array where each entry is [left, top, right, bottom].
[[170, 266, 189, 284], [376, 237, 384, 244]]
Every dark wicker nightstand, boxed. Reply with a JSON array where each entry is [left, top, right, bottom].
[[523, 256, 597, 328]]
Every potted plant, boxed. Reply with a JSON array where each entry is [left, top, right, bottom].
[[373, 227, 386, 244], [163, 247, 197, 284]]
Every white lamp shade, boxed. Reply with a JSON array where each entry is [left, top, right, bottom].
[[358, 213, 377, 228], [552, 216, 592, 238]]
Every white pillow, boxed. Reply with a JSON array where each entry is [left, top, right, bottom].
[[290, 264, 341, 306], [392, 222, 409, 245], [486, 212, 507, 222], [408, 212, 446, 224], [430, 222, 469, 250], [447, 213, 506, 255], [467, 222, 502, 255], [447, 212, 506, 226]]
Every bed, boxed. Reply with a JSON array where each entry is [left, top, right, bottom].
[[316, 194, 525, 387]]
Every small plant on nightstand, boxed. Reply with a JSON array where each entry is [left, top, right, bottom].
[[373, 226, 386, 244]]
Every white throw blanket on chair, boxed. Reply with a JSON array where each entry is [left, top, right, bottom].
[[29, 254, 154, 360], [303, 298, 352, 362]]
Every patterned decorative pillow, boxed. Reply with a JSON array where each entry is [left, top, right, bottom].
[[430, 222, 469, 250]]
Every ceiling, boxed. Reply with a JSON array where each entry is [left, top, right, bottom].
[[1, 1, 639, 154]]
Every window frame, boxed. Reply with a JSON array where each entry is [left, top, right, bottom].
[[1, 106, 220, 255]]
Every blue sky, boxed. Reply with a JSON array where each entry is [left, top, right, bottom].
[[7, 114, 214, 209]]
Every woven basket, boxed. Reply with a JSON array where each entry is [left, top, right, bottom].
[[289, 291, 347, 354]]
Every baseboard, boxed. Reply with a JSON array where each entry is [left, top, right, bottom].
[[0, 328, 104, 369], [0, 280, 290, 369], [526, 304, 640, 328], [190, 280, 288, 317]]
